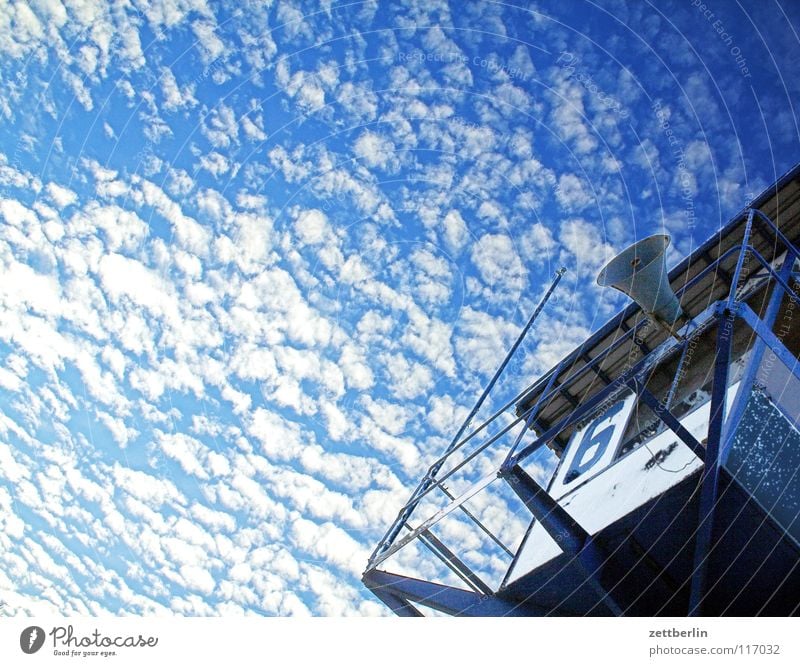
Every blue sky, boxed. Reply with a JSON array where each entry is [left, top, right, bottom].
[[0, 0, 799, 616]]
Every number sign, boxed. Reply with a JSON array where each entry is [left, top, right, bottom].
[[550, 392, 636, 497]]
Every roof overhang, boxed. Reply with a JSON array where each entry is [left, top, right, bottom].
[[516, 162, 800, 449]]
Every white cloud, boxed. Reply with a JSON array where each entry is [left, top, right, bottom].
[[157, 431, 211, 480], [381, 352, 434, 399], [46, 182, 77, 209], [275, 2, 314, 42], [521, 222, 557, 265], [293, 208, 331, 246], [318, 400, 350, 441], [0, 259, 62, 317], [441, 209, 469, 253], [354, 130, 395, 170], [337, 344, 375, 390], [192, 19, 226, 64], [426, 394, 470, 435], [202, 103, 240, 148], [180, 564, 216, 595], [470, 233, 525, 288], [559, 217, 617, 278], [140, 180, 211, 255], [291, 518, 366, 578], [113, 464, 185, 508], [160, 67, 198, 111], [336, 82, 378, 121], [241, 112, 267, 141], [71, 202, 148, 252], [555, 173, 594, 212], [454, 306, 519, 377], [550, 80, 598, 154], [276, 61, 327, 111], [97, 253, 177, 321], [199, 151, 232, 179], [221, 210, 273, 274]]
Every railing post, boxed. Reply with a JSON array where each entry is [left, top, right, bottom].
[[688, 303, 735, 616], [727, 209, 754, 309]]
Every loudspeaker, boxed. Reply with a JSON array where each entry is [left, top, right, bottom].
[[597, 234, 683, 326]]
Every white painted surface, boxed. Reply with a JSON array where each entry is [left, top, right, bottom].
[[505, 382, 742, 585]]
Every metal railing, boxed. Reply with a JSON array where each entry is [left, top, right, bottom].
[[364, 206, 800, 616]]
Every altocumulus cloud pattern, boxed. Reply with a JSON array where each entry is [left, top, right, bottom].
[[0, 0, 799, 616]]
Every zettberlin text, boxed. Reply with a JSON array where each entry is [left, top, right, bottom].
[[649, 628, 708, 638]]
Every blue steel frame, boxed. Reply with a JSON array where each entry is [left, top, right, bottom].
[[364, 205, 800, 616]]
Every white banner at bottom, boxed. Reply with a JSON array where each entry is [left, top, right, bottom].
[[1, 617, 797, 665]]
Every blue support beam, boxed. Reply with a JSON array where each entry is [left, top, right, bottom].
[[365, 199, 800, 618], [365, 584, 424, 617], [688, 305, 735, 616], [751, 208, 800, 267], [415, 529, 488, 594], [437, 486, 514, 557], [722, 257, 796, 463], [745, 246, 800, 310], [626, 379, 706, 462], [686, 212, 800, 616], [686, 222, 800, 615], [737, 303, 800, 385], [504, 464, 589, 552], [727, 210, 755, 308], [502, 464, 623, 616], [362, 570, 536, 617], [512, 204, 792, 448]]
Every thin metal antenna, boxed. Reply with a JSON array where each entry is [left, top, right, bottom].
[[369, 267, 567, 564]]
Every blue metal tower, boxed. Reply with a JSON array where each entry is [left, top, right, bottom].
[[363, 164, 800, 616]]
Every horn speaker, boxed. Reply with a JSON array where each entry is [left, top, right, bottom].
[[597, 234, 683, 326]]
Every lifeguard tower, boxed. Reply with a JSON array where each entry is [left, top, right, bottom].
[[363, 165, 800, 616]]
